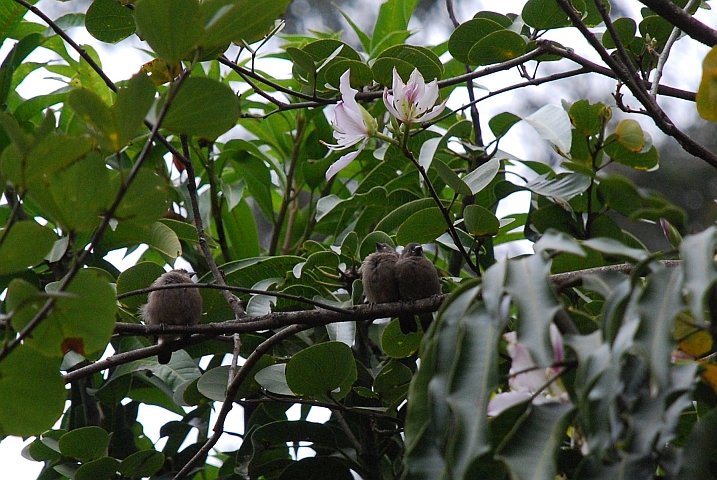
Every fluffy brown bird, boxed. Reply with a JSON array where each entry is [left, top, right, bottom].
[[140, 269, 203, 364], [395, 243, 441, 334], [361, 242, 400, 304]]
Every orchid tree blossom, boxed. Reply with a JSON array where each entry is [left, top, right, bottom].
[[487, 324, 570, 417], [383, 67, 448, 125], [323, 69, 378, 180]]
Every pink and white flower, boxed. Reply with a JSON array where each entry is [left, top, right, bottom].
[[383, 68, 447, 125], [323, 70, 377, 180], [487, 324, 570, 416]]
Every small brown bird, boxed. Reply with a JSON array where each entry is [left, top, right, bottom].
[[140, 269, 203, 364], [361, 242, 400, 304], [395, 243, 441, 334]]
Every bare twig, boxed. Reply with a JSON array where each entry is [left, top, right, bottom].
[[650, 0, 702, 98], [179, 137, 245, 320]]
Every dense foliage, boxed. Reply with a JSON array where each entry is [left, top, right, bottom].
[[2, 0, 717, 478]]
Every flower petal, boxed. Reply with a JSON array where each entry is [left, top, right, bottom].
[[383, 88, 404, 121], [414, 97, 448, 123], [325, 138, 367, 180], [487, 390, 532, 417]]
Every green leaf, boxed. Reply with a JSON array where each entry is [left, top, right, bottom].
[[568, 99, 609, 138], [0, 345, 65, 437], [278, 457, 353, 480], [134, 0, 203, 63], [678, 407, 717, 480], [467, 29, 526, 66], [697, 45, 717, 121], [201, 0, 291, 48], [404, 286, 499, 479], [602, 17, 637, 49], [118, 450, 165, 477], [0, 130, 94, 188], [112, 169, 170, 226], [433, 159, 472, 196], [463, 158, 501, 195], [374, 361, 412, 404], [464, 204, 500, 236], [285, 341, 357, 400], [75, 457, 120, 480], [596, 174, 642, 216], [28, 151, 112, 232], [613, 119, 645, 152], [505, 254, 562, 367], [680, 227, 717, 326], [86, 0, 136, 44], [0, 220, 56, 274], [525, 172, 591, 203], [522, 0, 572, 30], [255, 363, 294, 396], [23, 268, 117, 358], [489, 112, 521, 139], [372, 44, 443, 86], [448, 18, 504, 64], [371, 0, 417, 52], [396, 207, 447, 245], [117, 262, 164, 311], [58, 426, 109, 462], [497, 403, 574, 479], [381, 319, 422, 358], [604, 135, 658, 170], [635, 267, 683, 388], [0, 33, 44, 108], [582, 237, 648, 262], [161, 77, 239, 139], [114, 71, 155, 147]]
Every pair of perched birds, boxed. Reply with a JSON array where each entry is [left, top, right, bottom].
[[362, 242, 441, 334], [141, 242, 440, 363]]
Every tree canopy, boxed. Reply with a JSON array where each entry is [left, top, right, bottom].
[[2, 0, 717, 479]]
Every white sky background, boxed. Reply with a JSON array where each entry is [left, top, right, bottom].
[[2, 0, 717, 477]]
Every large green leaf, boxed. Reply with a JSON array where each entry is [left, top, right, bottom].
[[27, 151, 112, 232], [0, 345, 65, 437], [680, 227, 717, 326], [58, 426, 109, 462], [371, 0, 418, 52], [201, 0, 291, 48], [161, 77, 239, 139], [505, 254, 562, 367], [0, 220, 56, 274], [497, 403, 575, 480], [134, 0, 203, 63], [85, 0, 136, 44], [635, 267, 683, 388], [396, 207, 447, 245], [285, 341, 356, 400], [697, 45, 717, 121]]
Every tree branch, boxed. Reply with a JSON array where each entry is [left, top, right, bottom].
[[638, 0, 717, 47]]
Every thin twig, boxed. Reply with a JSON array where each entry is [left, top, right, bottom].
[[179, 137, 246, 320], [13, 0, 117, 92], [650, 0, 701, 98]]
